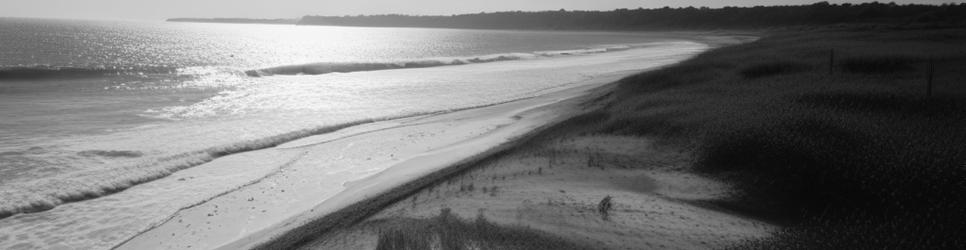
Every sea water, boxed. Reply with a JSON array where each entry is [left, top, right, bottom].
[[0, 18, 708, 248]]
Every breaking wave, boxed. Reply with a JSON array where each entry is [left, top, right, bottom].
[[0, 119, 379, 219], [244, 44, 650, 77]]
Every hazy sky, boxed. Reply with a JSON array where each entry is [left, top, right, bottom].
[[0, 0, 958, 21]]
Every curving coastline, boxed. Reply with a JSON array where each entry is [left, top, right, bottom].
[[114, 34, 749, 250], [0, 32, 745, 250]]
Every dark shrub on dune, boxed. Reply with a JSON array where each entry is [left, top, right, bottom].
[[740, 61, 811, 79], [841, 55, 919, 74]]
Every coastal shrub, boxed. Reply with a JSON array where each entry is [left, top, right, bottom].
[[616, 61, 732, 95], [739, 61, 811, 79], [795, 91, 966, 118], [840, 55, 918, 74], [600, 111, 691, 138]]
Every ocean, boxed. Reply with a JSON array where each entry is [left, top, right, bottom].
[[0, 18, 708, 248]]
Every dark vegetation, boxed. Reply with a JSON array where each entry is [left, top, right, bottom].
[[839, 55, 920, 74], [372, 208, 588, 250], [574, 27, 966, 249], [299, 2, 966, 30], [739, 61, 812, 79]]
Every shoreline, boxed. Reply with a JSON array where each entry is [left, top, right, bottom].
[[0, 32, 726, 250], [248, 78, 620, 250], [116, 70, 630, 250], [0, 32, 720, 249], [255, 36, 779, 249], [239, 36, 755, 249], [0, 25, 718, 224], [115, 33, 753, 249], [241, 35, 773, 250]]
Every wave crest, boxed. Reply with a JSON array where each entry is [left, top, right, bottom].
[[244, 53, 534, 77]]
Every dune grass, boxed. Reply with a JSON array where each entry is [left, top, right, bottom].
[[574, 27, 966, 249]]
